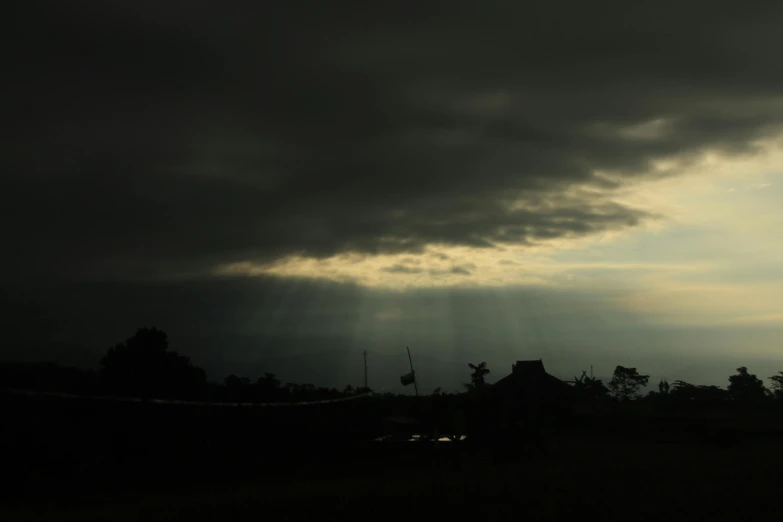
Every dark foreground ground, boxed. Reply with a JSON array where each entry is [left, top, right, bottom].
[[3, 394, 783, 521]]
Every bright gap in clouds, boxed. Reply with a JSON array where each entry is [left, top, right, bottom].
[[216, 137, 783, 335]]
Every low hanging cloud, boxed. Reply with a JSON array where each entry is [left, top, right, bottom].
[[382, 264, 424, 275], [4, 2, 783, 283]]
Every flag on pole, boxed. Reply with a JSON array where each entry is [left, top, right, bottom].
[[400, 371, 415, 386]]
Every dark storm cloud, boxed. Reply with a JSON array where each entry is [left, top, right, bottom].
[[4, 1, 783, 280], [381, 264, 424, 275], [381, 262, 475, 276], [447, 266, 473, 276]]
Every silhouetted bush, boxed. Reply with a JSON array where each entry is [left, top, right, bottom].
[[609, 366, 649, 401], [728, 367, 768, 404], [100, 327, 207, 400]]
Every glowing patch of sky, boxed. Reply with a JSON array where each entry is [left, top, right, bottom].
[[216, 139, 783, 334]]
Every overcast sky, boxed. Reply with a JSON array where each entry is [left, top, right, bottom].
[[4, 2, 783, 391]]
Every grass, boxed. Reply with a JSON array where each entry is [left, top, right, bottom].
[[4, 433, 782, 522], [5, 394, 782, 521]]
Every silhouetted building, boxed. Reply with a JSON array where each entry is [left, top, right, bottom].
[[490, 360, 574, 428]]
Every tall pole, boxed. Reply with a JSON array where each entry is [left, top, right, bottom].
[[363, 350, 368, 390], [407, 346, 419, 397]]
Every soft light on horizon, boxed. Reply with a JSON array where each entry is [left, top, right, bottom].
[[212, 138, 783, 331]]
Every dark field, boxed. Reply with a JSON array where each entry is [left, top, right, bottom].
[[3, 393, 783, 521]]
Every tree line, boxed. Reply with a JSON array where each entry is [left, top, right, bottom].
[[459, 361, 783, 404], [1, 327, 370, 403], [4, 327, 783, 406], [585, 364, 781, 404]]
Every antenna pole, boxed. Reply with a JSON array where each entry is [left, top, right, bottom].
[[363, 350, 368, 390], [407, 346, 419, 397]]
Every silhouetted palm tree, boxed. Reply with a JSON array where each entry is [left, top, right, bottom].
[[465, 362, 490, 391]]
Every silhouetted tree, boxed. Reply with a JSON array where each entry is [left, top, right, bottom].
[[258, 372, 280, 388], [608, 366, 649, 401], [769, 372, 783, 400], [223, 374, 253, 401], [464, 362, 490, 391], [670, 380, 727, 403], [224, 375, 252, 388], [658, 378, 670, 395], [728, 367, 767, 403], [100, 327, 207, 399], [573, 371, 610, 400], [255, 372, 282, 401], [698, 385, 728, 403]]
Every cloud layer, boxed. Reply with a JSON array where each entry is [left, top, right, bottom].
[[5, 2, 783, 281]]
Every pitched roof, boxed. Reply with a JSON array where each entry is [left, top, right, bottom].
[[512, 360, 546, 377], [492, 360, 572, 400]]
